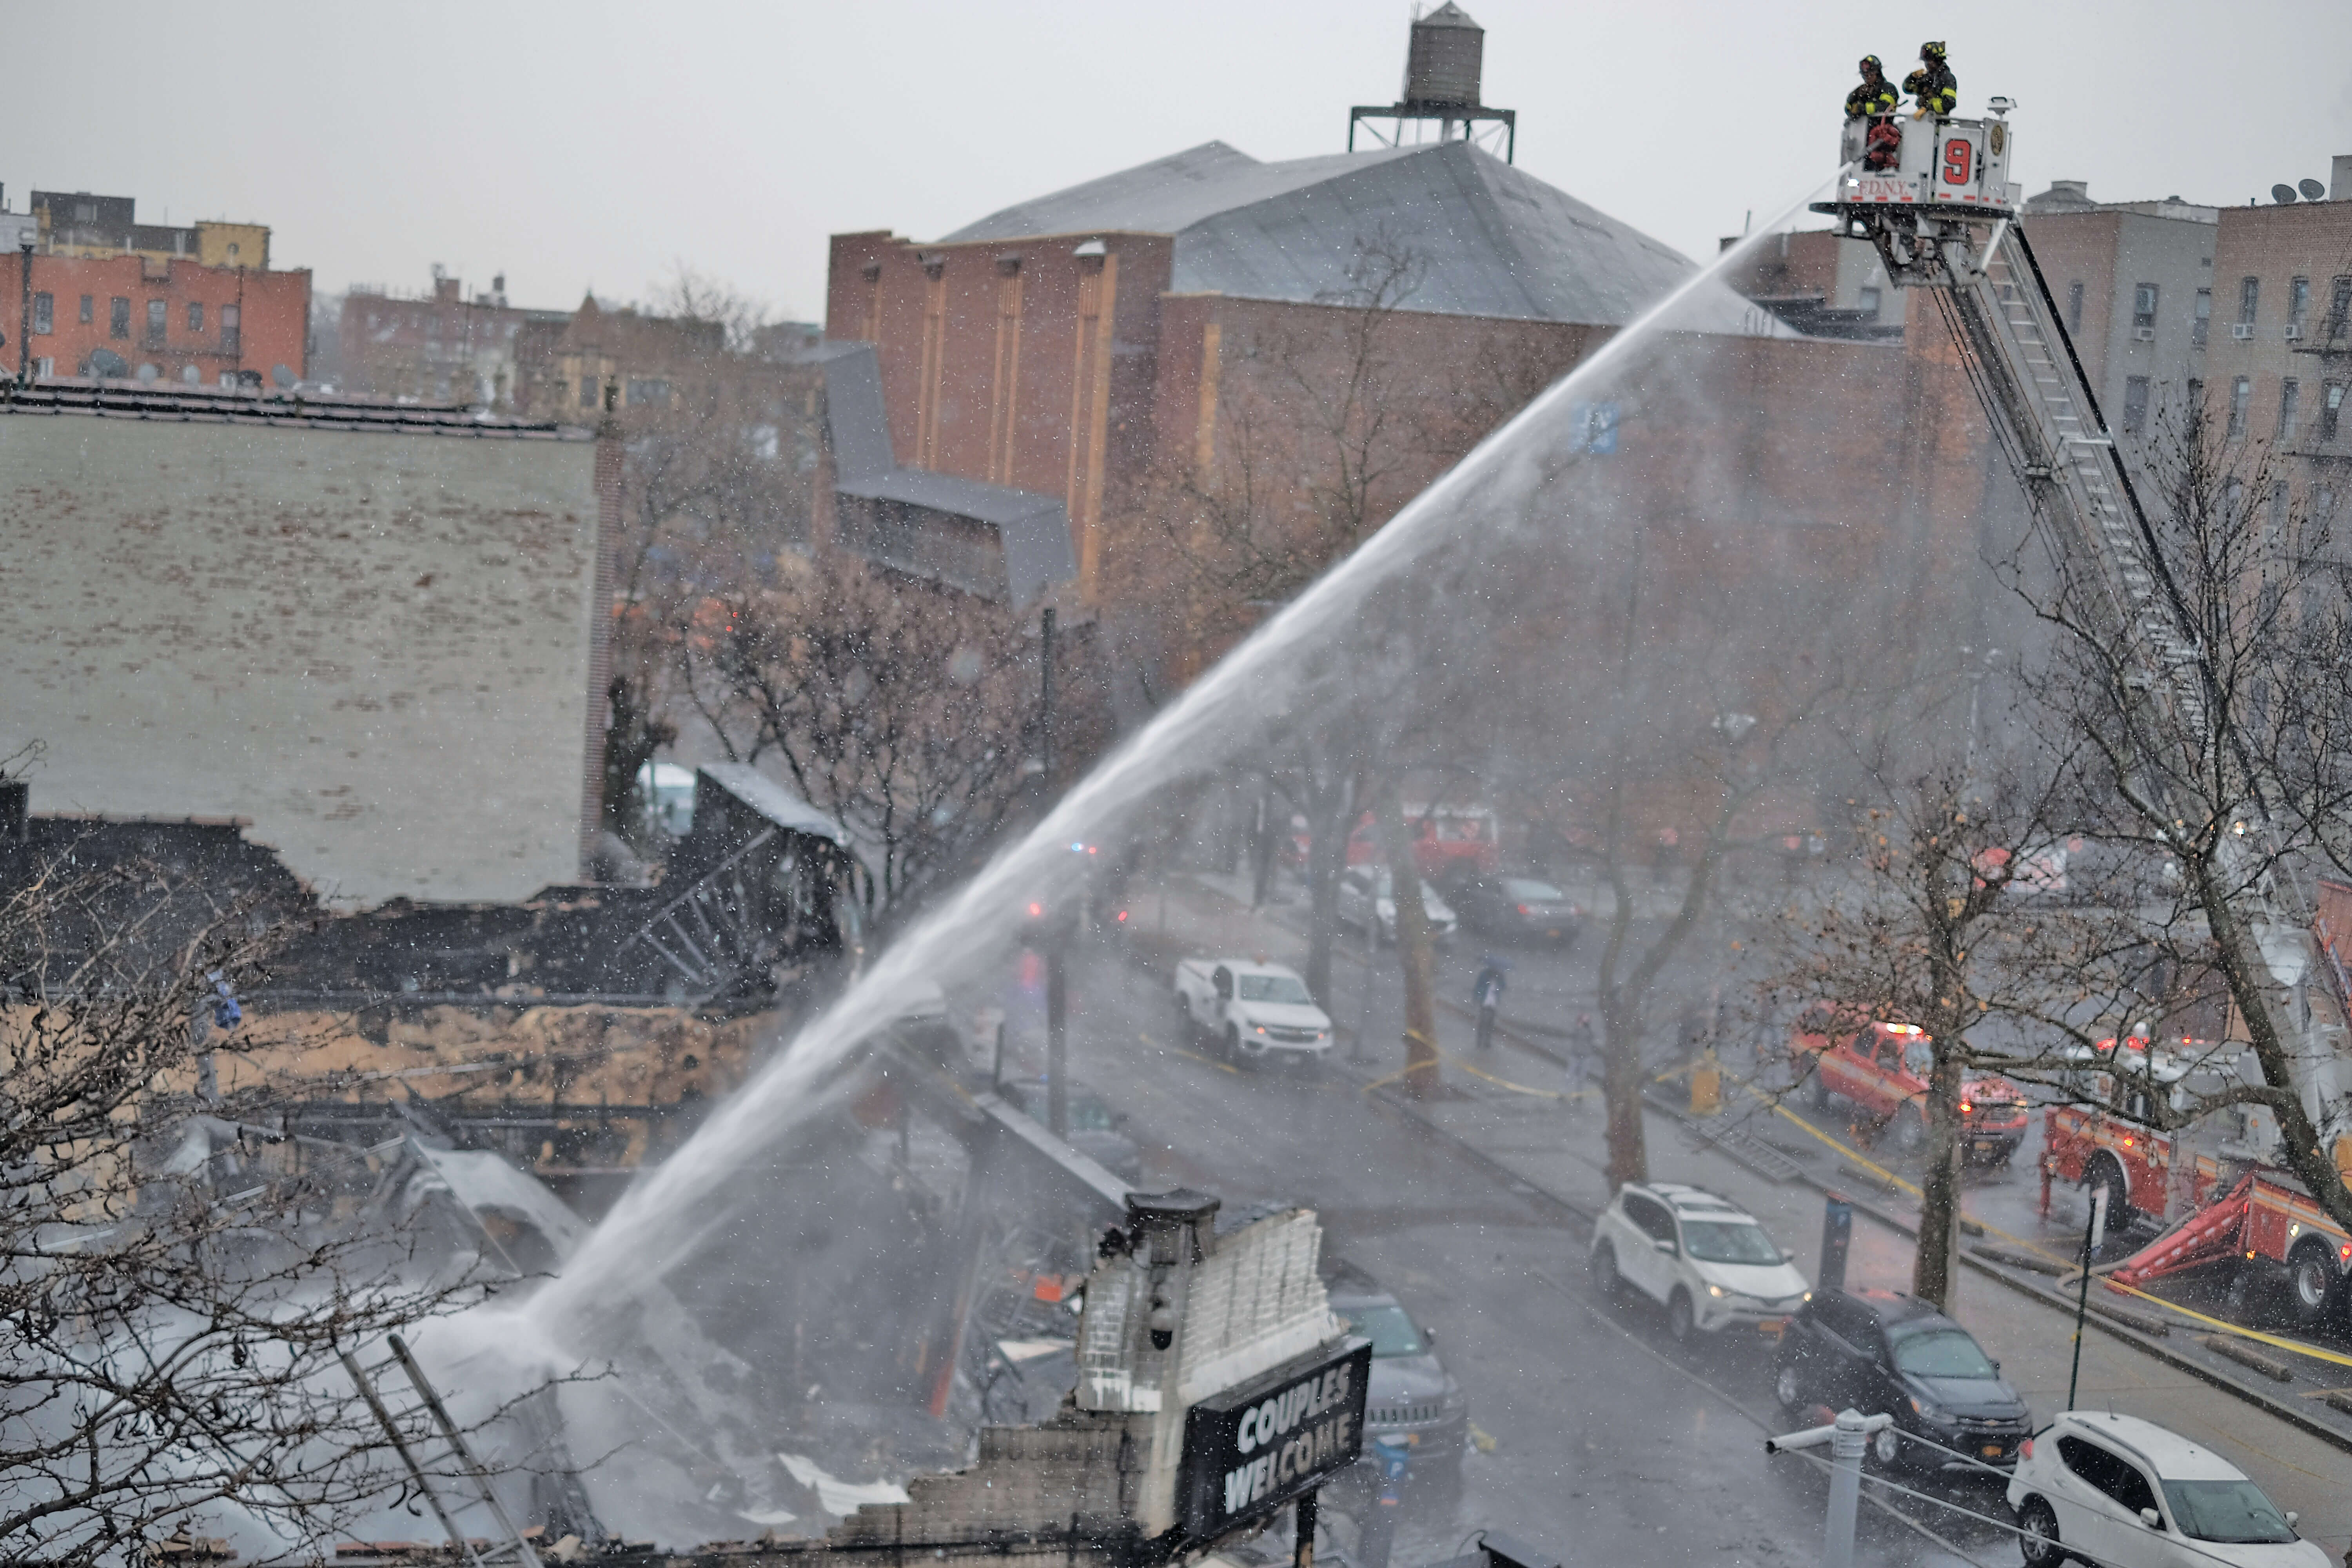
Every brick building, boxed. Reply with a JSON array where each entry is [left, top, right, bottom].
[[0, 384, 615, 906], [1725, 229, 1907, 341], [337, 268, 569, 406], [1, 248, 310, 386], [2017, 178, 2220, 459], [2200, 156, 2352, 534], [818, 138, 1789, 608]]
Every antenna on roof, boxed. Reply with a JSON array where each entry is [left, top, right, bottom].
[[1348, 4, 1516, 163]]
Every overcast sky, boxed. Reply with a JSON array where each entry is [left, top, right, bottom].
[[8, 1, 2350, 324]]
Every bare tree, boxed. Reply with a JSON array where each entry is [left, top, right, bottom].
[[682, 555, 1105, 923], [1765, 745, 2085, 1308], [0, 852, 532, 1566], [2017, 410, 2352, 1238]]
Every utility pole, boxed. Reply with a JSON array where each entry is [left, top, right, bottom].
[[1040, 606, 1067, 1138], [17, 236, 33, 387]]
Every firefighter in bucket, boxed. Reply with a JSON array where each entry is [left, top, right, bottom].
[[1904, 40, 1957, 119], [1844, 55, 1900, 171]]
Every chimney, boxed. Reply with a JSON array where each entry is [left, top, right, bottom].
[[2334, 154, 2352, 203], [0, 777, 27, 845]]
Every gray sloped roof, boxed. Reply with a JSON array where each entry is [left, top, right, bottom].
[[944, 140, 1784, 335]]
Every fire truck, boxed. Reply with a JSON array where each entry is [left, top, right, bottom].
[[1787, 1014, 2032, 1163], [1821, 95, 2352, 1328]]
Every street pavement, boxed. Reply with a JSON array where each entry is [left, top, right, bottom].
[[983, 868, 2352, 1568]]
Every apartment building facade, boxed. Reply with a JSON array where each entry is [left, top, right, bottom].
[[338, 269, 568, 406], [2020, 180, 2220, 461], [2198, 159, 2352, 538], [1, 249, 310, 386]]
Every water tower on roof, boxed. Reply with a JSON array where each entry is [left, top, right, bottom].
[[1349, 3, 1516, 163]]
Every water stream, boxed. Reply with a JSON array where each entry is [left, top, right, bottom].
[[525, 172, 1844, 1334]]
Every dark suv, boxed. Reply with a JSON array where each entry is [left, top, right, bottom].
[[1773, 1288, 2031, 1473], [1321, 1256, 1468, 1505]]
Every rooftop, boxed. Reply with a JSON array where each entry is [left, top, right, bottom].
[[0, 381, 589, 439], [944, 140, 1782, 334]]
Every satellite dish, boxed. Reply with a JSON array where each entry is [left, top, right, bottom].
[[87, 348, 127, 379], [271, 364, 296, 389], [2272, 184, 2299, 205], [2300, 178, 2328, 201]]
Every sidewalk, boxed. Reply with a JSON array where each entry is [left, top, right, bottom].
[[1327, 1038, 2352, 1564]]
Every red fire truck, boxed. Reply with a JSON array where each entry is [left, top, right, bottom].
[[2045, 1036, 2352, 1327], [1787, 1012, 2033, 1163], [2110, 1169, 2352, 1330], [2040, 1036, 2235, 1225]]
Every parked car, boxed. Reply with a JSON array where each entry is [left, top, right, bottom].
[[1321, 1255, 1468, 1506], [1772, 1287, 2031, 1473], [2009, 1410, 2324, 1568], [1172, 958, 1334, 1066], [1788, 1010, 2031, 1163], [1444, 875, 1582, 945], [1588, 1181, 1810, 1341], [1336, 865, 1458, 946]]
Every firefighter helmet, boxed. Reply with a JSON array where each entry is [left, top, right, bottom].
[[1920, 40, 1947, 58], [1859, 54, 1882, 73]]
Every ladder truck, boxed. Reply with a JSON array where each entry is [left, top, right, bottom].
[[1819, 102, 2352, 1330]]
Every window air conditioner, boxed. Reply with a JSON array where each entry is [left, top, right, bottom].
[[2285, 324, 2303, 339], [2232, 323, 2256, 339], [2132, 327, 2156, 342]]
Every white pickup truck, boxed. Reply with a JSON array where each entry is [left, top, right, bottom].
[[1173, 959, 1334, 1066]]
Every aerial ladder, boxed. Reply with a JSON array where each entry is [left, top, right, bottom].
[[1818, 102, 2352, 1322]]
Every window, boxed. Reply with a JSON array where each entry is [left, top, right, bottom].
[[579, 376, 599, 408], [220, 304, 238, 354], [425, 316, 440, 340], [2067, 280, 2085, 332], [1336, 1305, 1426, 1359], [1858, 285, 1882, 313], [626, 377, 672, 408], [2331, 278, 2352, 339], [1621, 1192, 1676, 1245], [2280, 379, 2301, 442], [2188, 377, 2203, 416], [186, 301, 203, 334], [2161, 1481, 2296, 1545], [2325, 382, 2347, 443], [73, 201, 96, 223], [78, 294, 92, 325], [2239, 276, 2260, 326], [31, 292, 51, 335], [1678, 1220, 1783, 1265], [2289, 276, 2310, 331], [2132, 283, 2158, 332], [2317, 486, 2337, 527], [2056, 1437, 2159, 1517], [2122, 376, 2151, 434], [2226, 478, 2245, 518], [1888, 1328, 1998, 1379], [109, 297, 130, 339], [2229, 377, 2251, 437], [2270, 481, 2290, 533], [2194, 287, 2211, 347], [1235, 973, 1312, 1004], [144, 299, 166, 347]]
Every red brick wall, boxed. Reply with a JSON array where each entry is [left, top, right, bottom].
[[3, 253, 309, 384], [826, 229, 1177, 594], [2018, 210, 2123, 393]]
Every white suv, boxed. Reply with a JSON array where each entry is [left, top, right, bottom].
[[1588, 1181, 1810, 1341], [2009, 1410, 2325, 1568]]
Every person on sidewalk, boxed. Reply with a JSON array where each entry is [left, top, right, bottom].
[[1565, 1012, 1597, 1106], [1472, 955, 1508, 1051]]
